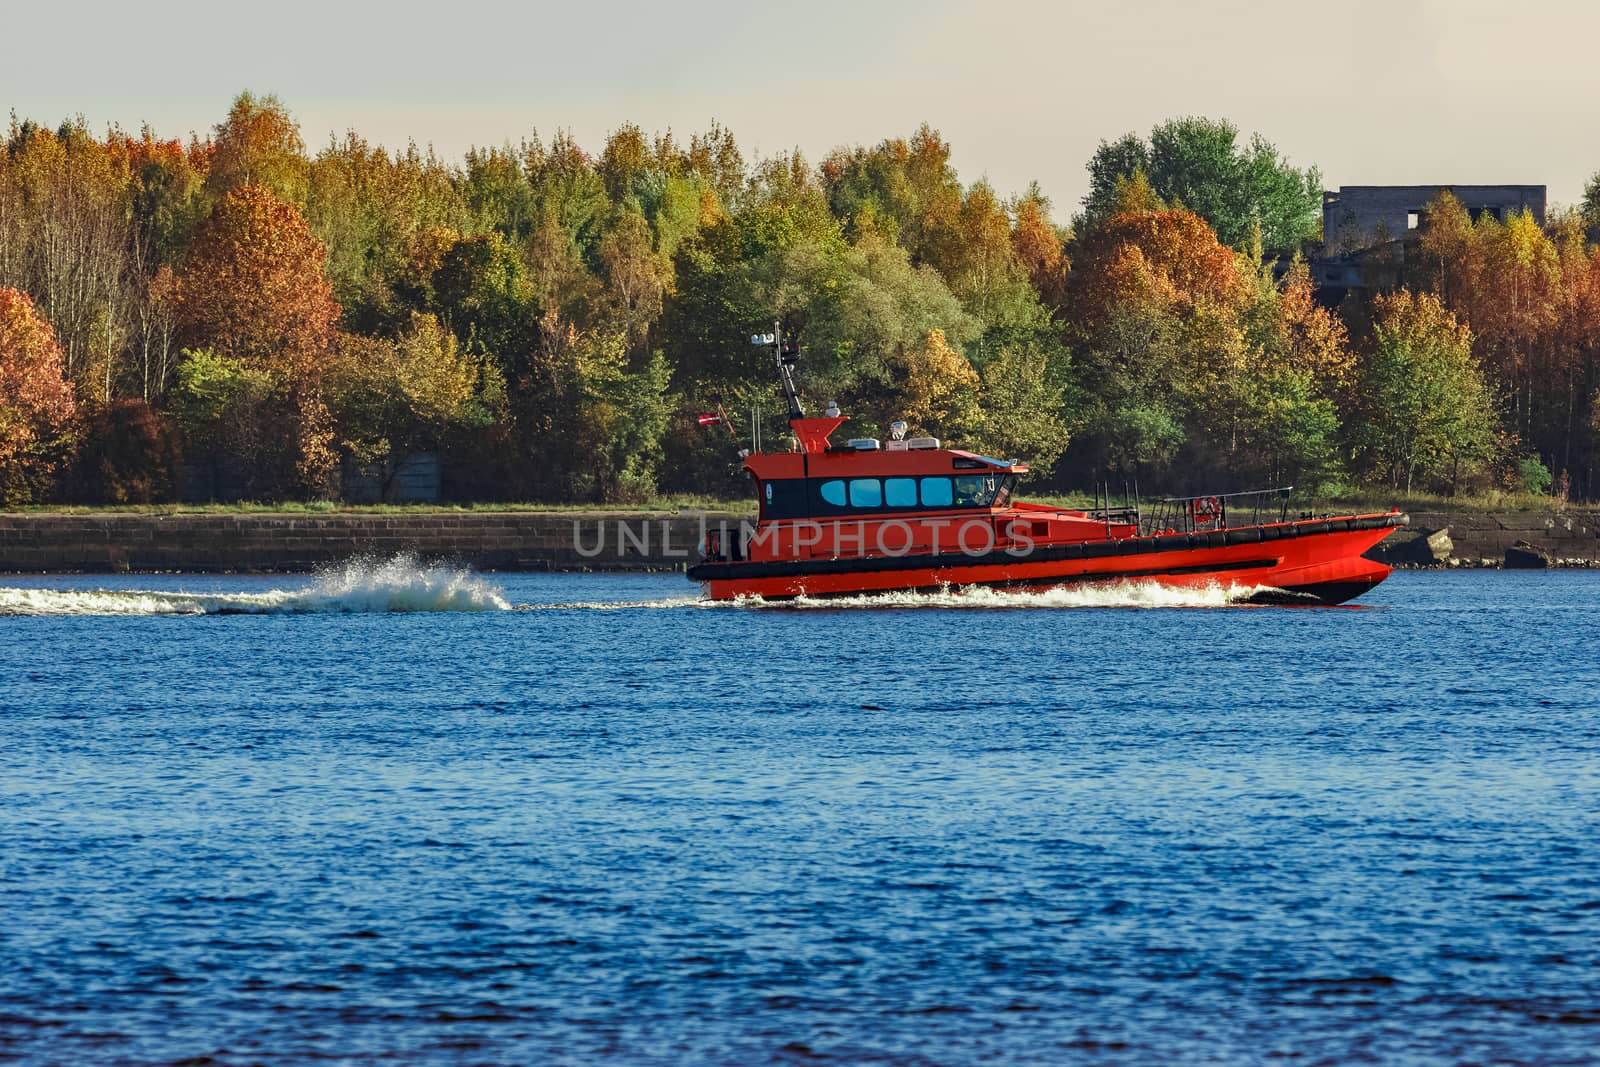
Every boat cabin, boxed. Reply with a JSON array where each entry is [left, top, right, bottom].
[[743, 415, 1025, 522]]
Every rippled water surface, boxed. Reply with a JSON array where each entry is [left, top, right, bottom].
[[2, 567, 1598, 1065]]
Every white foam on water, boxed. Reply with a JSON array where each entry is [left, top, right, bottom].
[[737, 580, 1267, 610], [526, 580, 1272, 612], [0, 556, 510, 617], [519, 595, 708, 611]]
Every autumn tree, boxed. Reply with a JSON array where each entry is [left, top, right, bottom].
[[891, 328, 982, 443], [115, 132, 209, 399], [686, 122, 745, 211], [0, 121, 135, 394], [525, 209, 599, 348], [1409, 192, 1592, 490], [175, 185, 338, 376], [70, 399, 180, 504], [820, 124, 962, 262], [0, 287, 77, 503], [1010, 184, 1069, 307], [1250, 261, 1354, 387], [598, 206, 666, 356], [205, 92, 309, 205], [1063, 204, 1258, 482], [172, 185, 340, 496], [923, 181, 1043, 350], [1224, 261, 1353, 491]]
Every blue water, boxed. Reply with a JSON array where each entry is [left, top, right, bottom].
[[2, 567, 1599, 1065]]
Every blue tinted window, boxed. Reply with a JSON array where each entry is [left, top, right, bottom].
[[884, 477, 917, 508], [849, 479, 882, 507], [820, 479, 846, 506], [920, 477, 953, 506]]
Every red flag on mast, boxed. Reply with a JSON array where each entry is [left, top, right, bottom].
[[695, 413, 723, 426]]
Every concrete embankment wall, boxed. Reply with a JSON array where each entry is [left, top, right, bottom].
[[0, 512, 750, 573], [0, 508, 1595, 573], [1383, 509, 1600, 565]]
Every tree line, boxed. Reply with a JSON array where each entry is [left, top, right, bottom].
[[2, 95, 1599, 507]]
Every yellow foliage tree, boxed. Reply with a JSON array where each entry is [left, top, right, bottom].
[[893, 328, 981, 442]]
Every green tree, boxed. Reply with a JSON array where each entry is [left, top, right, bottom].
[[1234, 367, 1341, 492], [432, 232, 533, 360], [524, 129, 610, 253], [557, 328, 671, 502], [1353, 290, 1495, 492], [972, 342, 1073, 475], [1582, 172, 1600, 229], [168, 347, 287, 499], [1080, 117, 1320, 251], [462, 144, 535, 242], [327, 313, 495, 499], [755, 232, 975, 421]]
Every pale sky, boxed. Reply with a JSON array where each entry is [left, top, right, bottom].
[[5, 0, 1597, 219]]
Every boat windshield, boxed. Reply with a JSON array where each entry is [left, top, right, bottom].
[[953, 474, 1004, 507]]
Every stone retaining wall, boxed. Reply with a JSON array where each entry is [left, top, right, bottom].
[[0, 508, 1594, 573], [0, 512, 749, 573]]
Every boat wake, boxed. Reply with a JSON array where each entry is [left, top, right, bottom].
[[527, 581, 1276, 612], [743, 581, 1271, 610], [0, 557, 511, 617]]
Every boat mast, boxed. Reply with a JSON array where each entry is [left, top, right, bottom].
[[754, 321, 804, 422]]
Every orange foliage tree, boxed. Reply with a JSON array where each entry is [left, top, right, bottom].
[[1074, 208, 1250, 318], [0, 287, 77, 503], [175, 184, 338, 378], [1010, 187, 1069, 306]]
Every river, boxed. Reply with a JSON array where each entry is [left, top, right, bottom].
[[2, 565, 1597, 1065]]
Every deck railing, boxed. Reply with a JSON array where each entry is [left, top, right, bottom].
[[1131, 487, 1295, 537]]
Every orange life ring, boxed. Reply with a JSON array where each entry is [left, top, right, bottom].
[[1193, 496, 1220, 521]]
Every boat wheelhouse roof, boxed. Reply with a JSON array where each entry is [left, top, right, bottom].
[[744, 416, 1029, 481]]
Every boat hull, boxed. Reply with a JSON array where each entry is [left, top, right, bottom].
[[688, 513, 1406, 606]]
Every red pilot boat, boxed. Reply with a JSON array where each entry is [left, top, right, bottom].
[[688, 328, 1406, 605]]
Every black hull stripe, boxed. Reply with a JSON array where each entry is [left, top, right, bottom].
[[686, 513, 1407, 582]]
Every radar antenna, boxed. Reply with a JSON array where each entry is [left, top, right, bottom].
[[751, 321, 804, 421]]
